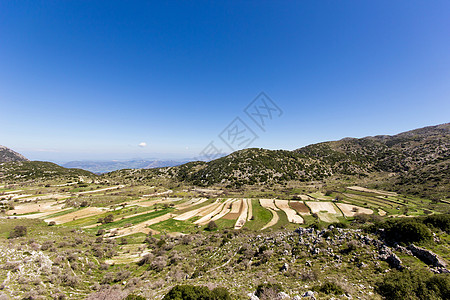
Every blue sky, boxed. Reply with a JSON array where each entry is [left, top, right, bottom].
[[1, 1, 449, 162]]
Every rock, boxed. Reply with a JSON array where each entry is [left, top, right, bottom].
[[277, 292, 290, 299], [280, 262, 289, 272], [357, 262, 367, 268], [302, 291, 315, 299], [292, 296, 301, 300], [247, 293, 259, 300], [379, 246, 403, 270], [408, 244, 448, 268]]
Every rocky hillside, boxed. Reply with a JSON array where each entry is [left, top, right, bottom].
[[0, 161, 94, 183], [105, 123, 449, 197], [0, 145, 29, 163]]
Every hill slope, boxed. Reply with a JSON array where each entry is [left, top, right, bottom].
[[104, 123, 449, 198], [0, 145, 29, 163], [0, 161, 95, 182]]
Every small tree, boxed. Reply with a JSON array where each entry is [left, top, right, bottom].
[[207, 221, 218, 231], [103, 214, 114, 224], [9, 226, 27, 238]]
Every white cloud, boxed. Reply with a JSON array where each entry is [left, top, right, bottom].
[[138, 142, 147, 148]]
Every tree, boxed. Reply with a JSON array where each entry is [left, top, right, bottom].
[[9, 226, 27, 238], [103, 214, 114, 224], [207, 221, 218, 231]]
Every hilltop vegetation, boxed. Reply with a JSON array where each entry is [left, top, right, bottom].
[[0, 161, 94, 182], [101, 123, 450, 200]]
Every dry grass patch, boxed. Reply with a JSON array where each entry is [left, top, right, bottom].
[[336, 203, 373, 217]]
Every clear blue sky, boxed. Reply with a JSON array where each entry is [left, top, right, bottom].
[[1, 1, 449, 162]]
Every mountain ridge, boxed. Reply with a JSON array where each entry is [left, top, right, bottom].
[[0, 145, 29, 163]]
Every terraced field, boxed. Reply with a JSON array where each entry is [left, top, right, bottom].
[[3, 183, 440, 242], [2, 180, 447, 276]]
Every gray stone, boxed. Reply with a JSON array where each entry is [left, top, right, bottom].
[[408, 244, 447, 268], [277, 292, 290, 299], [302, 291, 315, 298]]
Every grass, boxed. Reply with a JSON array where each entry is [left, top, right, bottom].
[[214, 218, 237, 230], [150, 218, 198, 233], [244, 199, 272, 230], [93, 208, 175, 231]]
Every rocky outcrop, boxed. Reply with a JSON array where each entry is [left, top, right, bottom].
[[408, 244, 447, 268], [378, 246, 403, 270]]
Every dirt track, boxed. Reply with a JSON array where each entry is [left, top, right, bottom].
[[246, 199, 253, 221], [234, 198, 248, 229], [261, 208, 279, 230]]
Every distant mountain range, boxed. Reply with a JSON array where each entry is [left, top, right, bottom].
[[60, 159, 188, 174]]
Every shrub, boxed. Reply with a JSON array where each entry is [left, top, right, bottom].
[[9, 226, 27, 238], [255, 283, 282, 298], [207, 221, 218, 231], [313, 282, 344, 295], [376, 269, 450, 300], [103, 214, 114, 224], [423, 214, 450, 233], [163, 285, 231, 300], [382, 219, 432, 245]]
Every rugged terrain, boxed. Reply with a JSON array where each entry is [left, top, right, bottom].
[[0, 123, 449, 299], [0, 146, 29, 163]]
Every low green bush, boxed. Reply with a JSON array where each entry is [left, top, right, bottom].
[[376, 269, 450, 300], [163, 284, 231, 300], [313, 282, 344, 295]]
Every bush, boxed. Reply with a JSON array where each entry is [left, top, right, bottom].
[[163, 285, 231, 300], [9, 226, 27, 238], [423, 214, 450, 233], [376, 269, 450, 300], [207, 221, 218, 231], [379, 219, 432, 245], [255, 283, 282, 298], [313, 282, 344, 295], [103, 214, 114, 224]]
